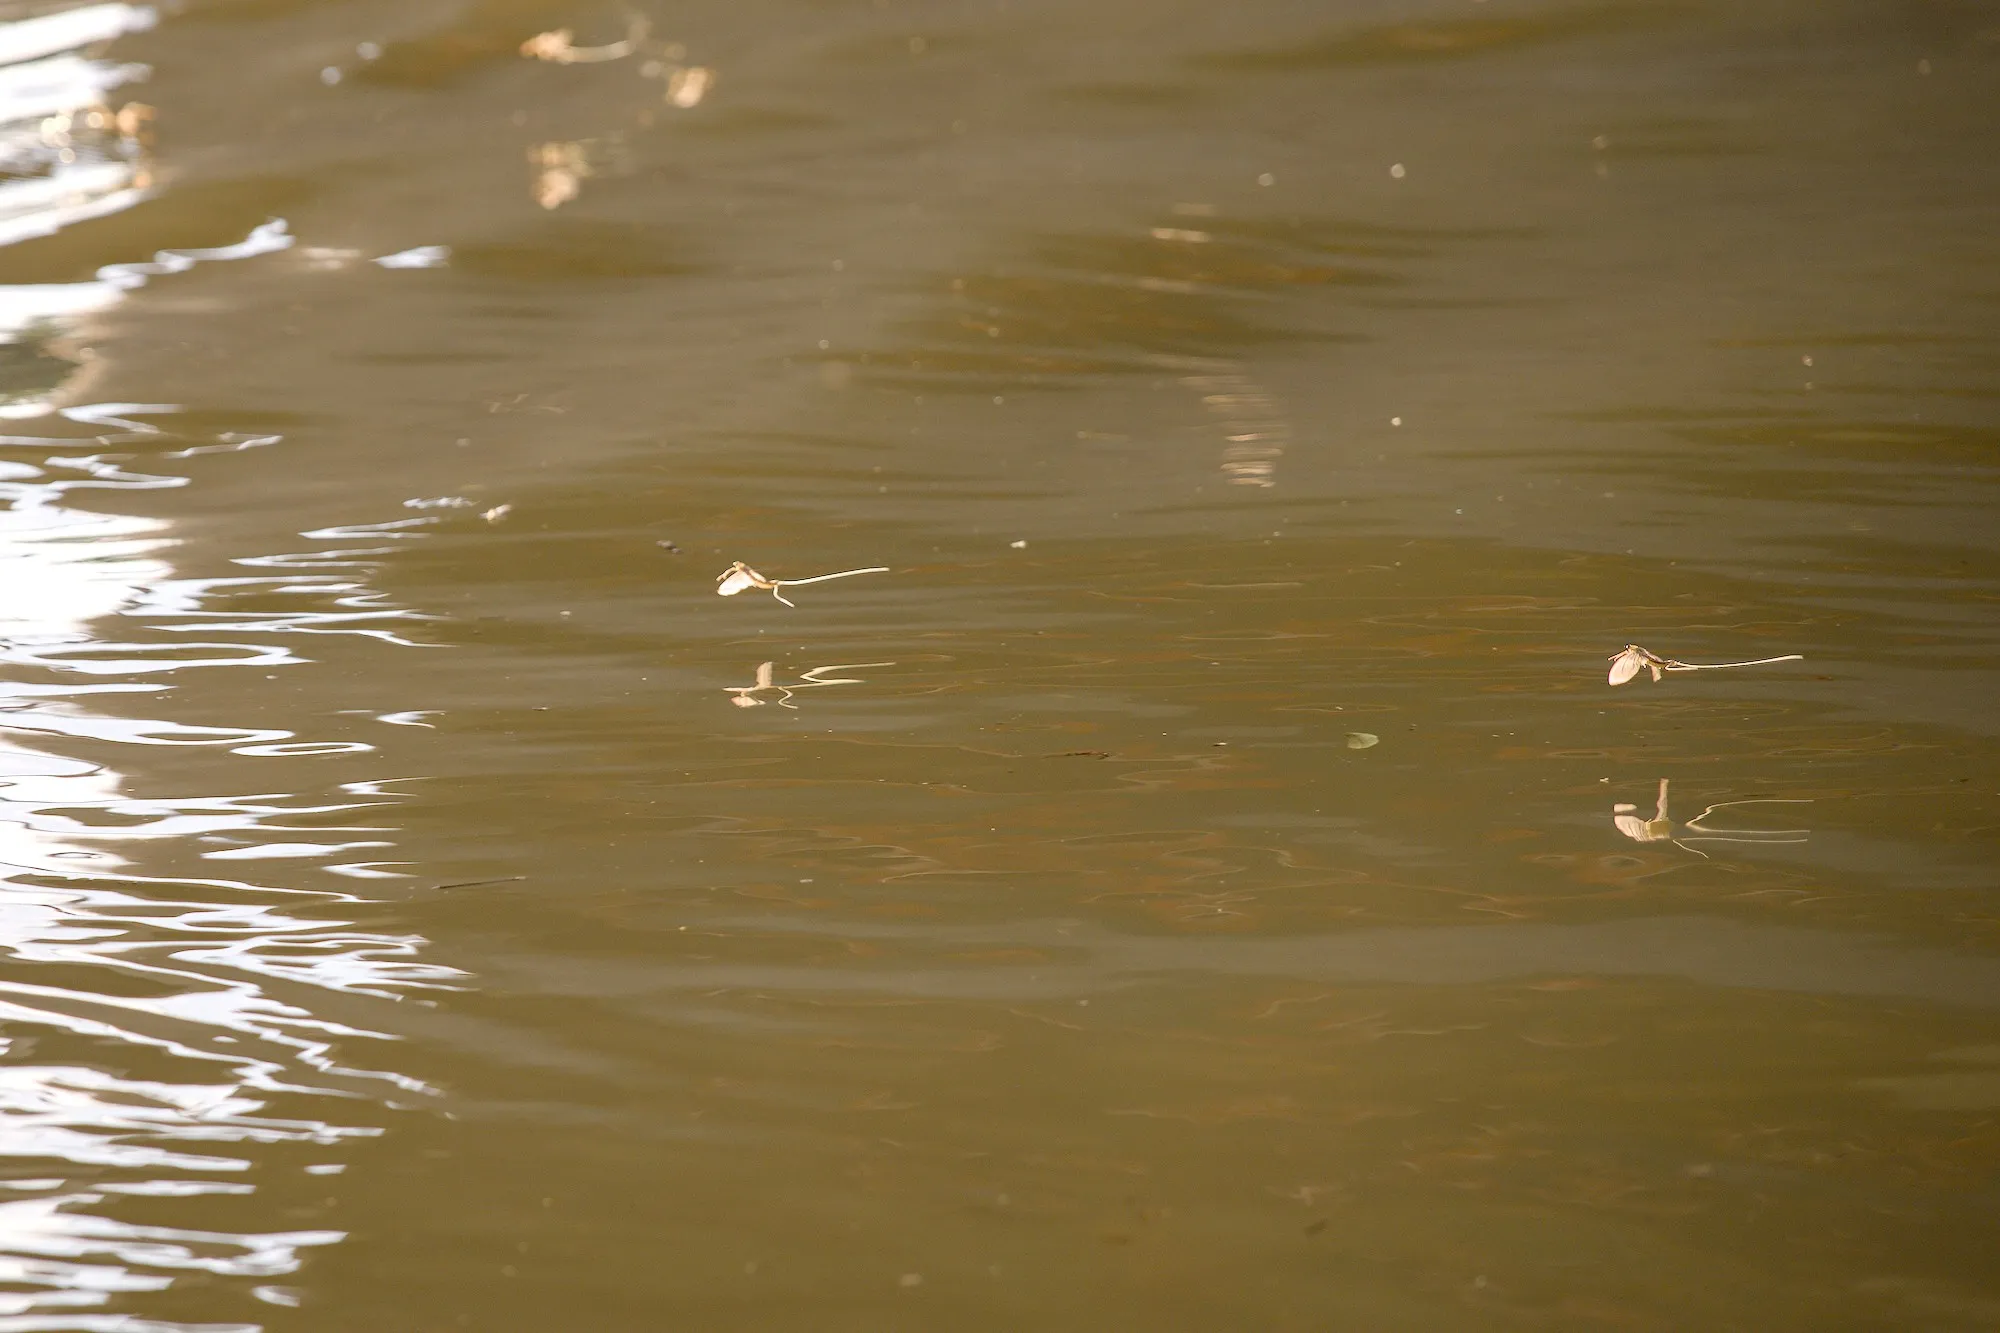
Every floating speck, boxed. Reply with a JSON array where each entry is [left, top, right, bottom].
[[667, 66, 715, 108], [375, 245, 451, 269]]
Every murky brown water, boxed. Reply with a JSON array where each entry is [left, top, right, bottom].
[[1, 0, 1996, 1327]]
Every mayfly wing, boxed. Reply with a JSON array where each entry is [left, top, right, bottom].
[[716, 563, 763, 597]]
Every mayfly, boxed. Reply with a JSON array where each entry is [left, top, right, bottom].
[[520, 18, 647, 64], [715, 560, 890, 608], [1607, 643, 1803, 686]]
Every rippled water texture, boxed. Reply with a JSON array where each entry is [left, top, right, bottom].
[[0, 0, 1995, 1328]]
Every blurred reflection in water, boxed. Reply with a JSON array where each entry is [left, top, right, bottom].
[[0, 3, 157, 417]]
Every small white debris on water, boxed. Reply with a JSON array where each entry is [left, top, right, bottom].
[[378, 711, 441, 728], [375, 245, 451, 269], [1389, 162, 1406, 178], [482, 504, 512, 522], [1010, 539, 1027, 548], [668, 66, 715, 108], [301, 247, 361, 270]]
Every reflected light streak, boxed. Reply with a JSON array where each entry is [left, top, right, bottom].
[[0, 473, 447, 1320], [0, 5, 161, 422], [0, 22, 454, 1294]]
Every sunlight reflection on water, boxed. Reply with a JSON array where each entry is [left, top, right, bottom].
[[0, 432, 453, 1320], [0, 13, 455, 1296], [0, 431, 458, 1320]]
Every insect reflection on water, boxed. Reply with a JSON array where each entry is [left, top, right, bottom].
[[1613, 778, 1811, 858], [726, 661, 896, 709]]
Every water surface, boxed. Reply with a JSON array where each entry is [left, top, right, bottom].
[[1, 0, 1996, 1328]]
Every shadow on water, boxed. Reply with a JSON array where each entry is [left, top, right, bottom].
[[1194, 1, 1687, 69], [818, 210, 1531, 488], [848, 210, 1530, 393]]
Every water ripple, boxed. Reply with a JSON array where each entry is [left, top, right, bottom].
[[0, 405, 455, 1312], [0, 24, 454, 1298]]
